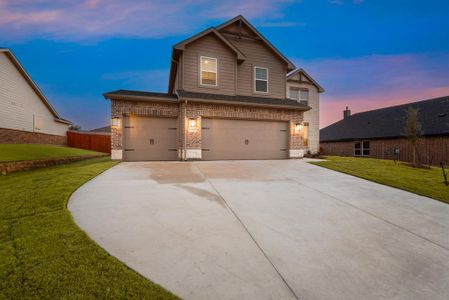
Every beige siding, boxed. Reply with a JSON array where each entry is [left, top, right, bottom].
[[182, 34, 236, 95], [220, 23, 288, 99], [287, 74, 320, 154], [0, 53, 68, 136]]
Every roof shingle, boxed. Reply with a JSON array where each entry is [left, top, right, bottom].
[[320, 96, 449, 142]]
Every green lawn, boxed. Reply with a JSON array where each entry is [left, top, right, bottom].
[[0, 157, 178, 299], [0, 144, 104, 162], [310, 156, 449, 204]]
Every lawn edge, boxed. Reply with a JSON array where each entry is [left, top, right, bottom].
[[63, 160, 180, 299], [308, 161, 449, 205]]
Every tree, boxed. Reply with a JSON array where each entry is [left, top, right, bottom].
[[403, 107, 422, 166], [69, 124, 82, 131]]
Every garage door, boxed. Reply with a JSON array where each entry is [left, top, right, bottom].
[[123, 116, 178, 161], [201, 118, 288, 160]]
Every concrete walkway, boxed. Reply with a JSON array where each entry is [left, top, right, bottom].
[[68, 160, 449, 300]]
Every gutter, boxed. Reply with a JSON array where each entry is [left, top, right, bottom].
[[180, 97, 311, 111]]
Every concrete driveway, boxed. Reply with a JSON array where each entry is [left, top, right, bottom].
[[68, 160, 449, 300]]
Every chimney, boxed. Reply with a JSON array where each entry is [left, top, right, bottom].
[[343, 107, 351, 119]]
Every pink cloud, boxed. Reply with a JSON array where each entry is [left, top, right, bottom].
[[0, 0, 294, 41], [321, 86, 449, 128], [294, 53, 449, 128]]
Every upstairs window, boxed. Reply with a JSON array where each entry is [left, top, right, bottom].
[[289, 88, 299, 100], [300, 89, 309, 105], [254, 67, 268, 93], [200, 56, 217, 86]]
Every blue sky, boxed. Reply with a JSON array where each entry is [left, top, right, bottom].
[[1, 0, 449, 128]]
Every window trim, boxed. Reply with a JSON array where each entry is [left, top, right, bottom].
[[288, 87, 300, 100], [199, 56, 218, 87], [254, 66, 269, 94], [354, 140, 370, 157], [299, 88, 309, 104]]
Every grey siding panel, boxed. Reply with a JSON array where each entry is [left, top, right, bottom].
[[183, 34, 236, 95]]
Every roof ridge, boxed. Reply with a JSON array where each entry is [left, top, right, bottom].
[[350, 95, 449, 117]]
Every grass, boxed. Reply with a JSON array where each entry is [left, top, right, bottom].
[[0, 144, 104, 162], [310, 156, 449, 204], [0, 157, 179, 299]]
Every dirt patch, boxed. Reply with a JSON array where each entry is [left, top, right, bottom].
[[145, 162, 205, 184]]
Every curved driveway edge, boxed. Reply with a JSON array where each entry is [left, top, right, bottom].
[[69, 160, 449, 300]]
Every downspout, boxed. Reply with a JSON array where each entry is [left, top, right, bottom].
[[183, 98, 188, 161]]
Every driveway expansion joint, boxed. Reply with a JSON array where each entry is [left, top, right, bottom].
[[193, 163, 301, 300], [290, 172, 449, 253]]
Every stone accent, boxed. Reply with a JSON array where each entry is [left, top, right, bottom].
[[0, 154, 106, 175], [185, 149, 202, 159], [0, 127, 67, 145], [289, 149, 304, 158], [111, 149, 123, 160], [111, 98, 307, 160]]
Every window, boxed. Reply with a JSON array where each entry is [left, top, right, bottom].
[[354, 141, 370, 156], [300, 89, 309, 105], [200, 56, 217, 86], [254, 67, 268, 93], [362, 141, 370, 156], [289, 88, 299, 100]]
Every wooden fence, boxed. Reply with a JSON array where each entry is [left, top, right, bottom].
[[321, 136, 449, 166], [67, 131, 111, 154]]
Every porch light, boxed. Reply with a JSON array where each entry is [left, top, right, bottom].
[[111, 117, 121, 128], [189, 118, 197, 129], [295, 123, 302, 133]]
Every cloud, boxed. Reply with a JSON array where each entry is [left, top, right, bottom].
[[293, 53, 449, 127], [0, 0, 295, 41]]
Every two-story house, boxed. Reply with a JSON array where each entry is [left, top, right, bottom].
[[104, 15, 324, 161]]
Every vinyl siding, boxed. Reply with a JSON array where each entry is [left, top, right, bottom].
[[231, 38, 287, 99], [182, 34, 236, 95], [219, 22, 288, 99], [0, 52, 68, 136], [287, 73, 320, 153]]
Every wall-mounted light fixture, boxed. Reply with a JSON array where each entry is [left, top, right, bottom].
[[295, 123, 302, 133], [188, 118, 198, 132], [111, 117, 121, 128]]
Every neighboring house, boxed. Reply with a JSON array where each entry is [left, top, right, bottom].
[[104, 15, 323, 161], [90, 126, 111, 134], [0, 48, 70, 145], [320, 96, 449, 165]]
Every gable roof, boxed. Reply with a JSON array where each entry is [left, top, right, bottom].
[[320, 96, 449, 142], [0, 48, 70, 124], [168, 15, 296, 94], [172, 27, 246, 61], [287, 68, 325, 93], [216, 15, 296, 71]]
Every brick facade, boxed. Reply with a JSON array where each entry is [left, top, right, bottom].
[[111, 99, 307, 160], [321, 136, 449, 165], [0, 127, 67, 145]]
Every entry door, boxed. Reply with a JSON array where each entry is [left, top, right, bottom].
[[123, 116, 178, 161], [201, 118, 288, 160]]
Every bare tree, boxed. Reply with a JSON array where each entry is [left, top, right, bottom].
[[403, 107, 422, 166]]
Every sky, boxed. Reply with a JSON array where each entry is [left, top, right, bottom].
[[1, 0, 449, 129]]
